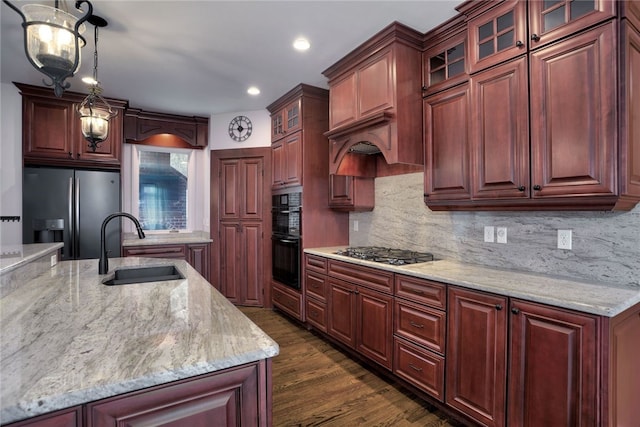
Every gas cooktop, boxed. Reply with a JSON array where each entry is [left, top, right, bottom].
[[334, 246, 434, 266]]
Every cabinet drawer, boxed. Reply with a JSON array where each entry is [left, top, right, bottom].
[[394, 299, 446, 355], [328, 259, 393, 293], [305, 254, 327, 274], [394, 337, 445, 402], [395, 275, 446, 309], [272, 282, 302, 320], [123, 244, 187, 259], [305, 299, 327, 332], [305, 271, 327, 301]]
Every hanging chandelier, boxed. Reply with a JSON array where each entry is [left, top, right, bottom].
[[78, 17, 116, 152], [2, 0, 95, 97]]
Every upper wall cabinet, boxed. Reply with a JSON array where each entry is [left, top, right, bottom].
[[323, 22, 424, 175], [124, 108, 209, 149], [423, 0, 640, 211], [16, 83, 127, 170], [270, 98, 301, 143]]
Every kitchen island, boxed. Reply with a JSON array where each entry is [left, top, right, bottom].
[[0, 255, 279, 426]]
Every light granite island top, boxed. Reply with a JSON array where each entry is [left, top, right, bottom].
[[0, 257, 279, 425], [305, 247, 640, 317]]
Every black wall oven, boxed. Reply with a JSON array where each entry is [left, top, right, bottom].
[[272, 192, 301, 289]]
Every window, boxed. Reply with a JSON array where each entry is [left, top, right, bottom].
[[134, 146, 194, 231]]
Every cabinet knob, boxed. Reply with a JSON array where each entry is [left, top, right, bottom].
[[531, 34, 540, 42], [423, 193, 429, 198], [495, 304, 503, 311], [68, 151, 73, 158], [517, 186, 525, 192], [511, 307, 520, 314], [516, 40, 524, 47], [421, 85, 428, 91], [533, 185, 542, 191], [353, 289, 360, 295]]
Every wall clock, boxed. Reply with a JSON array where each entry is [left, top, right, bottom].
[[228, 115, 253, 142]]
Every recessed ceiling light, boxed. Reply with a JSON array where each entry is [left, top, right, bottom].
[[293, 37, 310, 51], [247, 86, 260, 95]]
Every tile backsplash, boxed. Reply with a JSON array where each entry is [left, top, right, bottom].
[[350, 173, 640, 288]]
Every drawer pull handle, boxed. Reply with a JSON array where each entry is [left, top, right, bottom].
[[409, 364, 423, 372], [309, 311, 318, 318], [410, 289, 425, 295], [410, 321, 424, 329]]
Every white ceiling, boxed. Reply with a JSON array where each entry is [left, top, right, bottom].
[[1, 0, 459, 116]]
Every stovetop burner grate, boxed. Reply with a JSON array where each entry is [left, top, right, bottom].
[[334, 246, 434, 265]]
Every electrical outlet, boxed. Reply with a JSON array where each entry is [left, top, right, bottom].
[[50, 254, 57, 267], [497, 227, 507, 244], [353, 220, 359, 232], [484, 226, 495, 243], [558, 229, 572, 250]]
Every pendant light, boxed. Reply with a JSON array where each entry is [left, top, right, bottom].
[[2, 0, 93, 97], [78, 17, 116, 152]]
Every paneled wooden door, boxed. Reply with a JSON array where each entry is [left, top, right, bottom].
[[211, 148, 271, 307]]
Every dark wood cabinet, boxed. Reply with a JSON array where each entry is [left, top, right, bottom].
[[328, 175, 374, 211], [213, 151, 269, 306], [446, 286, 508, 427], [507, 299, 598, 427], [325, 260, 394, 370], [270, 132, 302, 189], [270, 98, 301, 142], [304, 254, 329, 332], [123, 108, 208, 148], [17, 83, 126, 169], [271, 281, 303, 319], [5, 407, 81, 427], [122, 243, 210, 280], [423, 83, 471, 202], [219, 222, 263, 306], [87, 362, 270, 427], [422, 16, 468, 96]]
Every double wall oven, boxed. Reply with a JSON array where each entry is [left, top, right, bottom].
[[271, 192, 301, 289]]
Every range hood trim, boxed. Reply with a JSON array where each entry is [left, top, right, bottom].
[[324, 111, 393, 140]]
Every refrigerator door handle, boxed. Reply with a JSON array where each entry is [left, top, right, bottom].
[[75, 177, 81, 259], [68, 177, 74, 259]]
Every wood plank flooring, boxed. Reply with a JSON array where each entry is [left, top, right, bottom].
[[240, 307, 461, 427]]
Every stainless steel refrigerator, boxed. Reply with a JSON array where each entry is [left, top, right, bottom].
[[23, 167, 121, 261]]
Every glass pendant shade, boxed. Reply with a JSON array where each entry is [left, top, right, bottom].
[[78, 89, 115, 150]]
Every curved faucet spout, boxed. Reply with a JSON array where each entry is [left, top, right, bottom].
[[98, 212, 145, 274]]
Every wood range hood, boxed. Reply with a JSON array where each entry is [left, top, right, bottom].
[[322, 22, 425, 178]]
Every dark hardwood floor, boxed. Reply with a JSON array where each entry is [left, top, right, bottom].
[[239, 307, 461, 427]]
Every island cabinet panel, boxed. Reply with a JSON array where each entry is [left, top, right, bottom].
[[5, 407, 81, 427], [446, 286, 508, 427], [507, 299, 599, 427], [87, 362, 267, 427]]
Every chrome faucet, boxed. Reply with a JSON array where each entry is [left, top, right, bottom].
[[99, 212, 145, 274]]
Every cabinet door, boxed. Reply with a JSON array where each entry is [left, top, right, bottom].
[[282, 132, 302, 187], [271, 140, 284, 188], [271, 109, 284, 142], [328, 175, 374, 211], [23, 95, 75, 160], [356, 286, 393, 370], [507, 300, 598, 427], [222, 158, 264, 220], [358, 49, 394, 117], [329, 72, 357, 129], [424, 84, 471, 202], [241, 222, 264, 306], [76, 106, 123, 165], [470, 56, 530, 200], [422, 29, 468, 95], [284, 99, 302, 134], [467, 0, 527, 73], [528, 0, 615, 50], [327, 278, 357, 348], [187, 243, 210, 281], [446, 287, 507, 427], [220, 159, 242, 220], [88, 363, 264, 427], [530, 23, 616, 199], [219, 223, 240, 302]]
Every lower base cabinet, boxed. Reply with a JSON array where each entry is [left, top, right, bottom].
[[447, 286, 599, 427], [272, 281, 303, 321], [393, 337, 445, 401], [6, 361, 272, 427]]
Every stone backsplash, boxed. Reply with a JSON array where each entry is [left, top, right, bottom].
[[350, 173, 640, 288]]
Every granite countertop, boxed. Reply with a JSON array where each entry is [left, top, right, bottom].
[[305, 247, 640, 317], [0, 242, 63, 275], [122, 230, 212, 247], [0, 257, 279, 424]]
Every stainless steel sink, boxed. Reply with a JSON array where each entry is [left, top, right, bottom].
[[102, 265, 185, 286]]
